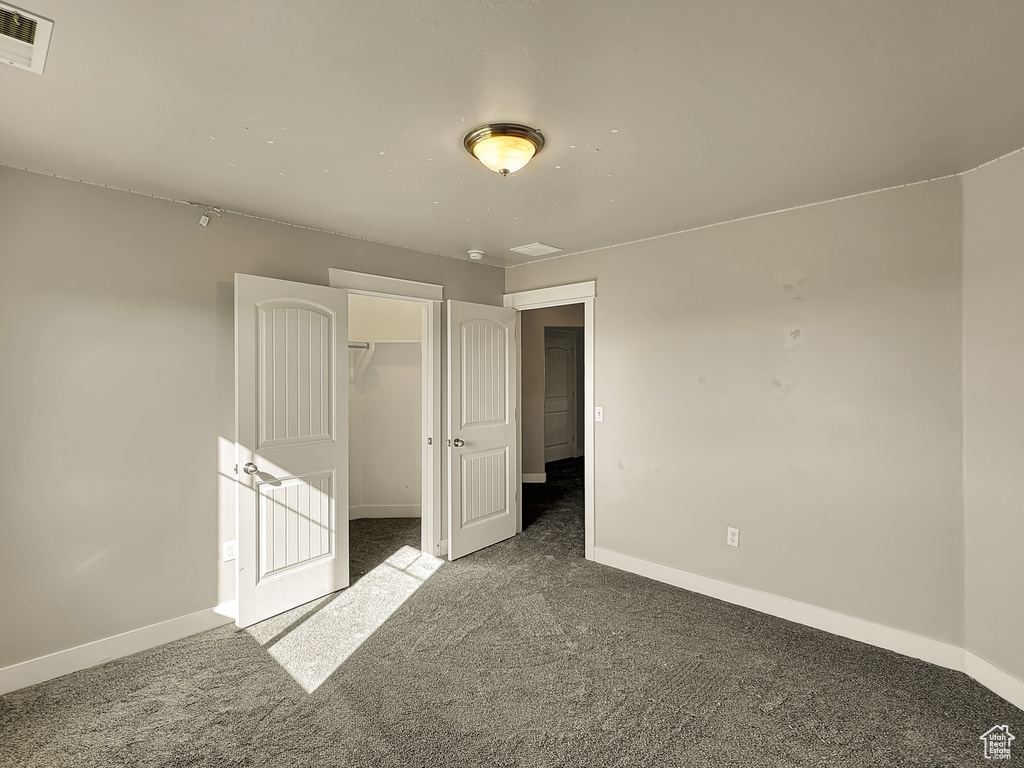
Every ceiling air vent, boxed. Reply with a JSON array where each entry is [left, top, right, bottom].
[[510, 242, 563, 258], [0, 3, 52, 74]]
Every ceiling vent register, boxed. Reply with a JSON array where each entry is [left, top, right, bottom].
[[509, 242, 563, 258], [0, 3, 52, 74]]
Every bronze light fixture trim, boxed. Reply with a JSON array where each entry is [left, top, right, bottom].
[[463, 123, 545, 176]]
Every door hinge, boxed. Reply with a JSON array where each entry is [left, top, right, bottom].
[[233, 464, 239, 474]]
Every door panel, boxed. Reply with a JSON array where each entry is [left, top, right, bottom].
[[544, 331, 576, 462], [461, 448, 508, 526], [258, 303, 333, 447], [461, 319, 507, 426], [447, 300, 517, 560], [258, 470, 334, 577], [236, 274, 349, 627]]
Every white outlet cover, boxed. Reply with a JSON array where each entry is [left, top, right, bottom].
[[727, 527, 740, 547], [223, 540, 237, 562]]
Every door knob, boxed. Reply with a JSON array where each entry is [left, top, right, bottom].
[[452, 438, 465, 448], [242, 462, 259, 475]]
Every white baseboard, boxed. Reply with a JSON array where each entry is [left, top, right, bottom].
[[965, 652, 1024, 711], [0, 605, 234, 696], [6, 553, 1022, 714], [522, 473, 546, 484], [349, 504, 421, 520], [594, 547, 963, 669], [594, 546, 1024, 712]]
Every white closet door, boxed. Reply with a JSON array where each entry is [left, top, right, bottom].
[[235, 274, 349, 627]]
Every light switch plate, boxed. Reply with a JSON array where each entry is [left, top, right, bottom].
[[595, 406, 604, 422]]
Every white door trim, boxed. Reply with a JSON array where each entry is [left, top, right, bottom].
[[328, 269, 444, 558], [504, 281, 596, 309], [328, 269, 444, 301], [504, 282, 596, 561]]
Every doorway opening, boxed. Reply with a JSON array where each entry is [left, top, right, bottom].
[[348, 293, 425, 573], [519, 305, 587, 554], [328, 269, 444, 561], [505, 281, 596, 559]]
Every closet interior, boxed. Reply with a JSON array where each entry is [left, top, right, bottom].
[[348, 294, 423, 533]]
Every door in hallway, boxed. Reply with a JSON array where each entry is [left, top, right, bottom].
[[446, 299, 519, 560], [544, 329, 577, 462]]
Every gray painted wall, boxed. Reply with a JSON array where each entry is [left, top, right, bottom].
[[963, 150, 1024, 682], [0, 167, 502, 669], [349, 342, 422, 517], [507, 178, 966, 645]]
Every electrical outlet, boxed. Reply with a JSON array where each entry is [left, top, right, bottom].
[[727, 527, 740, 548], [223, 540, 237, 562]]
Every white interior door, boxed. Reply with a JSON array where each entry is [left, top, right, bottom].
[[447, 300, 518, 560], [544, 330, 576, 462], [235, 274, 349, 627]]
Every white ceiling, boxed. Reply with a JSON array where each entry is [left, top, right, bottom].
[[3, 1, 1024, 267]]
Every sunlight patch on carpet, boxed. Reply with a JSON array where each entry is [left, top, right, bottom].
[[248, 546, 443, 693]]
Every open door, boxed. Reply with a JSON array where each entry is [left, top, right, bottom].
[[447, 300, 518, 560], [235, 274, 349, 627]]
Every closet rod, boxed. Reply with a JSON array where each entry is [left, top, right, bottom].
[[348, 342, 371, 350]]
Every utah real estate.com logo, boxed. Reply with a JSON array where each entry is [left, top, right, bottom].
[[980, 725, 1015, 760]]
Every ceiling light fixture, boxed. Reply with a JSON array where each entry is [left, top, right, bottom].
[[464, 123, 545, 176], [467, 249, 485, 260]]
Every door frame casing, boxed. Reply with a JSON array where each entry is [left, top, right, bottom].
[[504, 282, 596, 561], [328, 269, 444, 557]]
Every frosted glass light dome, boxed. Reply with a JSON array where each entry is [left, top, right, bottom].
[[464, 123, 545, 176]]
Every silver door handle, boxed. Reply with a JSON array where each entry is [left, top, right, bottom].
[[243, 462, 259, 475], [452, 438, 465, 448]]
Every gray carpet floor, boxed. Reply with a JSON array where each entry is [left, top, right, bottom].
[[1, 458, 1020, 767]]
